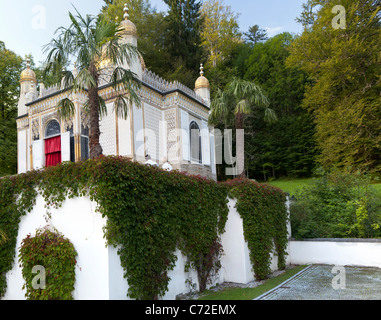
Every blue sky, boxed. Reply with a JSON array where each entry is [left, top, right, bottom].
[[0, 0, 306, 64]]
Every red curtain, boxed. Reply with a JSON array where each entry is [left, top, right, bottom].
[[45, 136, 61, 167]]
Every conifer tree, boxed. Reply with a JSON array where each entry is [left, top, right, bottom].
[[163, 0, 203, 87]]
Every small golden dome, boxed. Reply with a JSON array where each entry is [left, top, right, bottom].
[[20, 59, 37, 83], [195, 64, 210, 90], [120, 4, 137, 37]]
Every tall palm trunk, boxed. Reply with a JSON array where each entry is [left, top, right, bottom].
[[88, 62, 103, 159], [235, 112, 246, 178]]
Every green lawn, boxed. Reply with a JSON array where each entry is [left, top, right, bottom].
[[265, 178, 314, 197], [265, 178, 381, 197], [197, 265, 308, 300]]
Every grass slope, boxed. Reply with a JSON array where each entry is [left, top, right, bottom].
[[198, 265, 308, 300], [265, 178, 314, 197]]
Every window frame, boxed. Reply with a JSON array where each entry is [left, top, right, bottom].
[[189, 120, 202, 164], [45, 119, 61, 139]]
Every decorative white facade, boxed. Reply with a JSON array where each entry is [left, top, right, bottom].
[[16, 6, 217, 180]]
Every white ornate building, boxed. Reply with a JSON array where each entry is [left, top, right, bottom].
[[16, 6, 217, 180]]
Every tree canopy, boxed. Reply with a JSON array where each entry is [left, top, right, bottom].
[[200, 0, 241, 69], [0, 42, 23, 176], [2, 0, 381, 180], [287, 0, 381, 174], [243, 33, 318, 180]]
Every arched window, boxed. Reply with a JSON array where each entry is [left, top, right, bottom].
[[190, 121, 202, 164], [81, 125, 89, 161], [45, 120, 61, 138], [44, 120, 61, 167]]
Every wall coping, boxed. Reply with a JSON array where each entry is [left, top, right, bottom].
[[290, 238, 381, 243]]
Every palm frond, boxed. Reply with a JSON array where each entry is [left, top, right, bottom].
[[61, 70, 75, 90], [110, 67, 138, 86], [114, 95, 130, 120], [246, 82, 269, 107], [210, 88, 235, 125], [235, 99, 251, 114], [82, 99, 89, 113], [42, 35, 68, 64], [210, 78, 274, 128], [42, 36, 70, 84], [68, 10, 89, 45], [264, 107, 278, 124], [111, 42, 139, 66], [98, 95, 108, 119], [110, 67, 141, 114], [73, 68, 96, 92], [95, 15, 119, 47], [57, 98, 75, 121]]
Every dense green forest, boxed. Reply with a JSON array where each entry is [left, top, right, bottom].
[[0, 0, 380, 181]]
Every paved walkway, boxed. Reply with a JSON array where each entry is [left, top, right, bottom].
[[256, 265, 381, 300]]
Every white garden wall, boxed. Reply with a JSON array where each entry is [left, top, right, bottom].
[[2, 194, 129, 300], [220, 198, 291, 284], [2, 195, 290, 300], [289, 239, 381, 268]]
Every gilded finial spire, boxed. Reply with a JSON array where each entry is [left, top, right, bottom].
[[195, 63, 210, 90], [124, 4, 129, 20], [119, 3, 138, 39], [26, 58, 31, 69]]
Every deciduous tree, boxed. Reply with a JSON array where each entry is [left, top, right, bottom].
[[200, 0, 241, 69], [287, 0, 381, 173], [0, 42, 23, 176]]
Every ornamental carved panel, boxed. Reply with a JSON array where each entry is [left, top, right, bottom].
[[32, 119, 40, 140], [165, 108, 177, 160], [81, 108, 90, 129]]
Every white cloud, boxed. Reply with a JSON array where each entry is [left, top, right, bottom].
[[265, 27, 284, 37]]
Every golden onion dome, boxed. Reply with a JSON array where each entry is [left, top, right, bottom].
[[120, 4, 137, 37], [20, 59, 37, 83], [195, 64, 210, 90]]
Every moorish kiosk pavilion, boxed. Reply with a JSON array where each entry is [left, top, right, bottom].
[[16, 5, 217, 180]]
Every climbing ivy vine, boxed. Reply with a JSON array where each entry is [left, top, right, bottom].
[[0, 156, 288, 299], [19, 228, 77, 300], [225, 178, 289, 280]]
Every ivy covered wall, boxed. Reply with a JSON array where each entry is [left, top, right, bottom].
[[0, 156, 288, 300]]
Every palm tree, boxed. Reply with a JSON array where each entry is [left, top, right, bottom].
[[43, 7, 141, 159], [209, 77, 277, 178]]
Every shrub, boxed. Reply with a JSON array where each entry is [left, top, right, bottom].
[[18, 228, 77, 300], [290, 170, 381, 239]]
